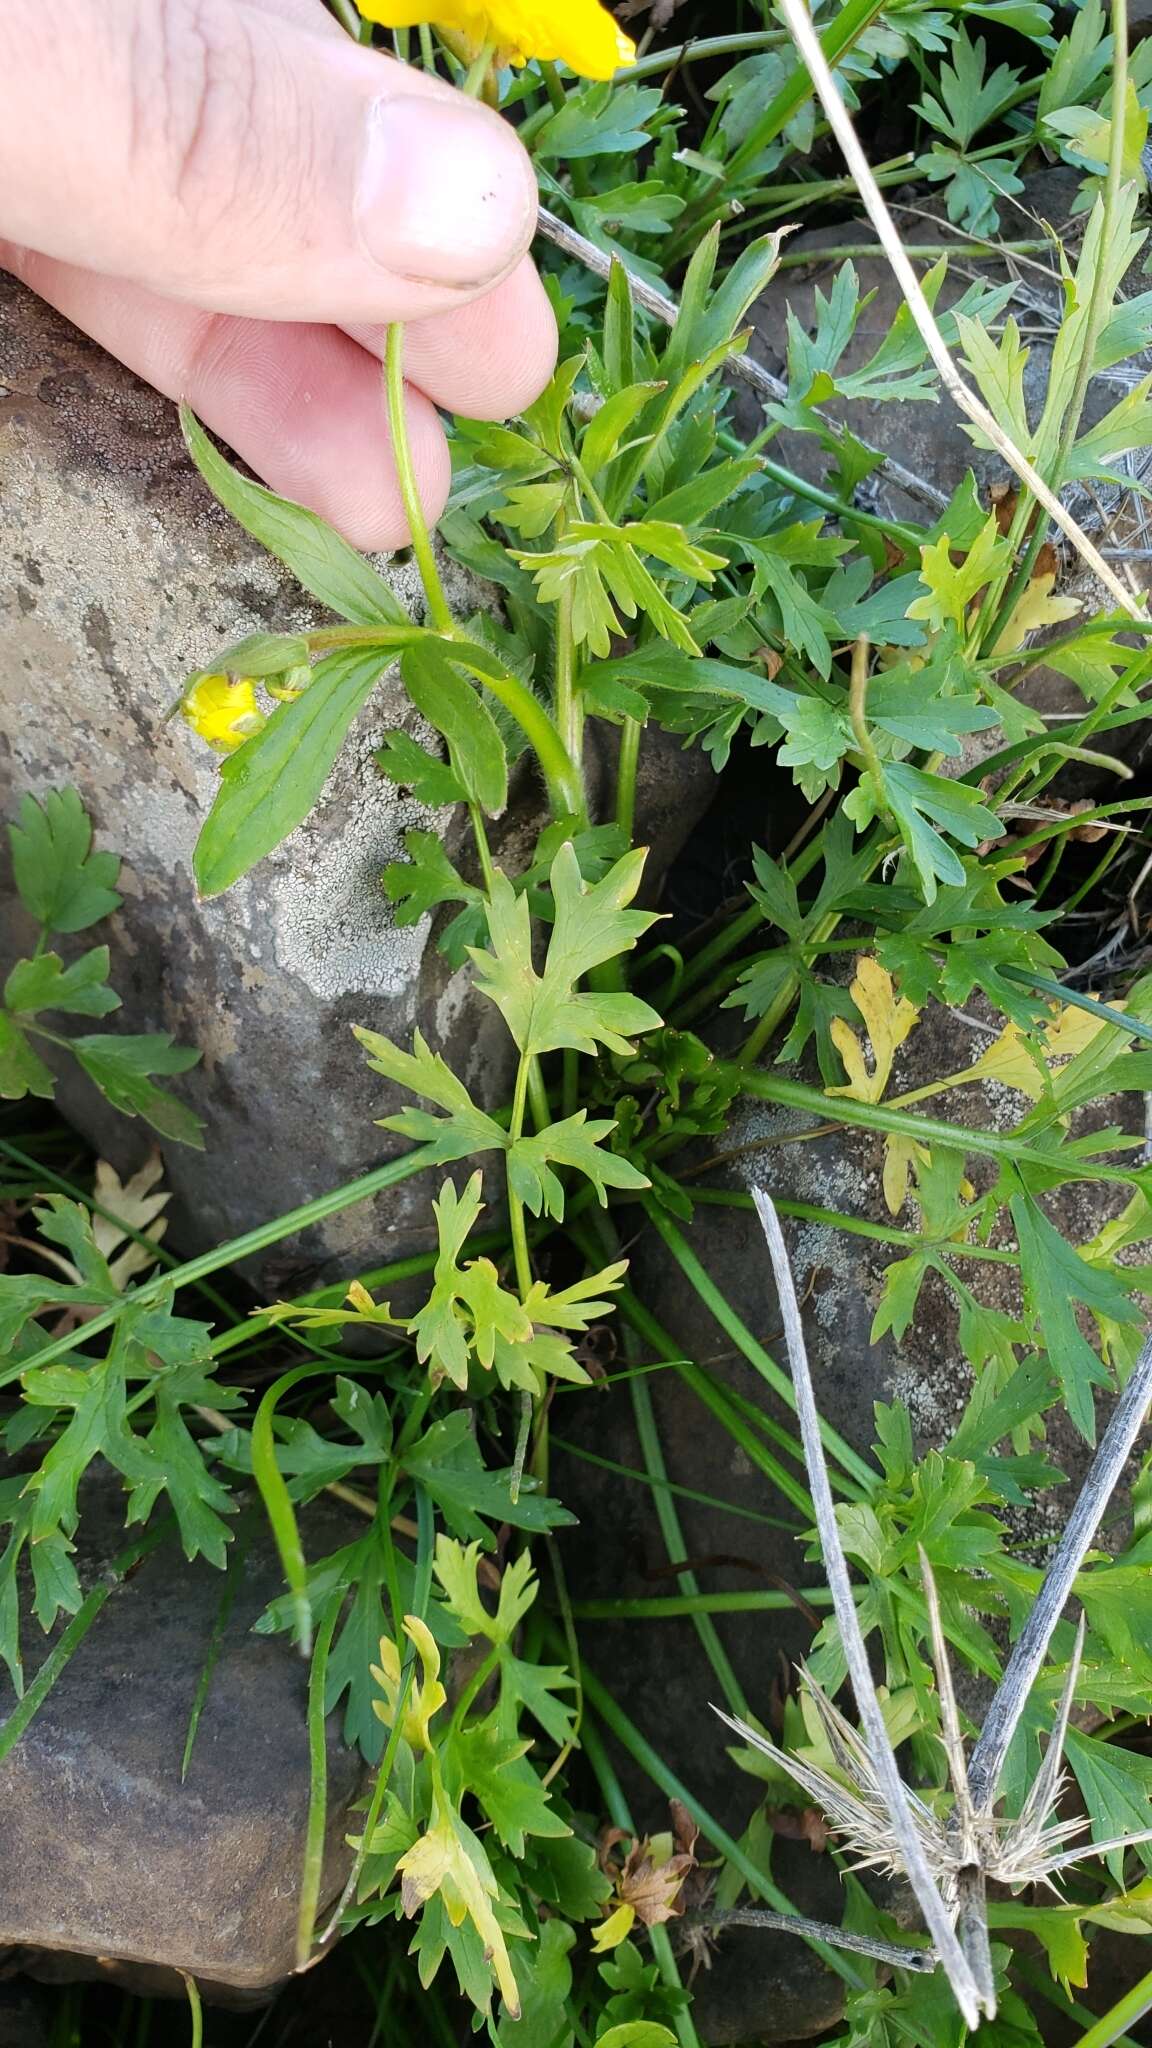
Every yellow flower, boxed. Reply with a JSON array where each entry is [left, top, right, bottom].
[[181, 674, 263, 753], [370, 1614, 447, 1751], [359, 2, 636, 80]]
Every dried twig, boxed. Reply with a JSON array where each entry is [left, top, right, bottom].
[[966, 1329, 1152, 1809], [774, 0, 1146, 618], [736, 1195, 1152, 2028], [535, 204, 950, 514], [685, 1905, 936, 1972], [746, 1191, 985, 2028]]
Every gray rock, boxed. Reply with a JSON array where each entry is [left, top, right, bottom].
[[0, 1485, 364, 1998], [743, 169, 1118, 528], [0, 275, 714, 1290], [555, 997, 1150, 2044]]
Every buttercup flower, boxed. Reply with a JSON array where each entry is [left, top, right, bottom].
[[359, 2, 636, 80], [181, 674, 263, 753]]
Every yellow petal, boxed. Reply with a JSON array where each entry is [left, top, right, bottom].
[[591, 1902, 637, 1952], [181, 674, 263, 753], [358, 2, 634, 78]]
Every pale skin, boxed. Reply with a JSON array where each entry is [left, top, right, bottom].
[[0, 0, 560, 548]]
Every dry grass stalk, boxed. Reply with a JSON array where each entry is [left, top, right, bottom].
[[734, 1192, 1152, 2027], [535, 204, 951, 514], [774, 0, 1146, 619]]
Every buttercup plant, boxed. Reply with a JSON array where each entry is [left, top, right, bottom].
[[7, 4, 1152, 2044]]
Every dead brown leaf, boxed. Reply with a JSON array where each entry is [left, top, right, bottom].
[[599, 1803, 700, 1927], [764, 1803, 830, 1853]]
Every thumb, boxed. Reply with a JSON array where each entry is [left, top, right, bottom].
[[0, 0, 538, 323]]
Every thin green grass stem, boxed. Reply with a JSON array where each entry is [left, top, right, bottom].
[[11, 1144, 442, 1383], [728, 1069, 1148, 1189], [549, 1434, 800, 1531], [0, 1522, 170, 1766], [630, 1366, 750, 1718], [182, 1975, 203, 2048], [643, 1204, 875, 1490], [572, 1591, 834, 1620], [296, 1588, 342, 1969], [1068, 1968, 1152, 2048]]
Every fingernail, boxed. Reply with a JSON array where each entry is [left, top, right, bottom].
[[356, 94, 536, 289]]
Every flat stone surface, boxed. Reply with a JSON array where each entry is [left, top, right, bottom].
[[0, 1484, 363, 1996]]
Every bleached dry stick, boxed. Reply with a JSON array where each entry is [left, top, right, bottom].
[[750, 1191, 986, 2029], [535, 204, 950, 513], [774, 0, 1146, 619], [686, 1906, 937, 1970], [967, 1329, 1152, 1810]]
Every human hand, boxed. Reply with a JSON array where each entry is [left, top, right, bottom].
[[0, 0, 558, 548]]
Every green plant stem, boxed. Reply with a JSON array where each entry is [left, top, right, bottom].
[[507, 1058, 533, 1298], [727, 1067, 1147, 1189], [691, 1188, 1021, 1264], [718, 439, 921, 548], [676, 0, 887, 243], [1069, 1970, 1152, 2048], [847, 634, 883, 784], [182, 1976, 203, 2048], [626, 30, 784, 78], [978, 0, 1131, 653], [643, 1203, 875, 1490], [462, 38, 496, 94], [721, 156, 916, 238], [10, 1143, 442, 1385], [252, 1362, 342, 1657], [777, 238, 1048, 268], [296, 1588, 342, 1968], [448, 1643, 502, 1738], [469, 803, 497, 897], [615, 715, 642, 840], [572, 1590, 834, 1620], [552, 557, 584, 819], [327, 0, 361, 36], [611, 1283, 817, 1519], [549, 1435, 800, 1531], [383, 326, 453, 636], [629, 1334, 750, 1716]]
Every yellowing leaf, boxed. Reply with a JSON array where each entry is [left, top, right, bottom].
[[882, 1134, 922, 1218], [992, 570, 1081, 655], [828, 957, 920, 1105], [91, 1153, 171, 1289], [967, 1000, 1116, 1100], [397, 1795, 522, 2016], [370, 1615, 447, 1752]]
